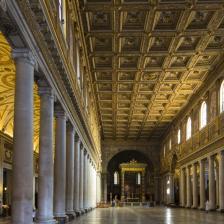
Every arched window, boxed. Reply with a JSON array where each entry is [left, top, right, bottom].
[[169, 139, 172, 150], [220, 80, 224, 113], [200, 101, 207, 129], [186, 117, 192, 140], [114, 172, 119, 185], [137, 173, 141, 185], [58, 0, 63, 22], [177, 129, 181, 144], [58, 0, 66, 36], [163, 145, 166, 157]]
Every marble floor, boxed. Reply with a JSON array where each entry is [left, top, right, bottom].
[[0, 207, 224, 223], [69, 207, 224, 224]]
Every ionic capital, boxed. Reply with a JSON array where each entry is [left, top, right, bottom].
[[74, 133, 80, 142], [12, 48, 36, 67], [66, 121, 74, 133], [54, 104, 66, 119], [37, 79, 54, 98]]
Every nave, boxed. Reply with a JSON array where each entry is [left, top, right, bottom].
[[2, 207, 224, 224], [69, 207, 224, 224]]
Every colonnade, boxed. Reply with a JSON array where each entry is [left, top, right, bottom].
[[180, 150, 224, 212], [11, 48, 100, 224]]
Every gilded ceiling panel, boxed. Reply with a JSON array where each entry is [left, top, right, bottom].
[[79, 0, 224, 139], [0, 32, 40, 151]]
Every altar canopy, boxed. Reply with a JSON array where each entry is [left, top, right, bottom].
[[120, 160, 147, 202]]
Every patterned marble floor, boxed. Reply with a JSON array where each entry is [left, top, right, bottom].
[[0, 217, 10, 224], [0, 207, 224, 223], [69, 207, 224, 224]]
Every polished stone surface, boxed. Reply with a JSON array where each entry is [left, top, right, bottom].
[[0, 217, 10, 224], [69, 207, 224, 224], [0, 207, 224, 224]]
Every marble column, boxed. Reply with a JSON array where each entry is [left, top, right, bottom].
[[54, 106, 67, 222], [96, 172, 101, 204], [102, 173, 108, 203], [79, 143, 84, 212], [180, 168, 186, 207], [90, 164, 94, 208], [216, 165, 219, 208], [192, 163, 198, 208], [88, 157, 92, 209], [12, 49, 35, 224], [66, 123, 75, 217], [36, 81, 55, 223], [73, 134, 80, 214], [141, 172, 146, 202], [121, 171, 125, 202], [199, 160, 206, 210], [219, 151, 224, 212], [186, 165, 192, 208], [169, 174, 174, 204], [154, 177, 160, 204], [83, 149, 88, 211], [93, 167, 97, 207], [208, 156, 216, 210]]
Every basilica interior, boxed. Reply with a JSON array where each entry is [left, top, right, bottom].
[[0, 0, 224, 224]]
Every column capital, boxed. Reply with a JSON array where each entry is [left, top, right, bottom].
[[208, 154, 215, 161], [187, 164, 192, 169], [219, 150, 224, 156], [66, 121, 74, 133], [12, 48, 36, 66], [84, 148, 87, 155], [80, 142, 84, 150], [74, 133, 80, 142], [55, 105, 66, 119], [200, 159, 205, 163], [37, 79, 54, 98]]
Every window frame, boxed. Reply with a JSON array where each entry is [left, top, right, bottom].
[[177, 129, 181, 144], [220, 80, 224, 113], [169, 139, 172, 150], [186, 117, 192, 140], [114, 171, 119, 185], [200, 101, 207, 130], [137, 173, 141, 185], [58, 0, 64, 24]]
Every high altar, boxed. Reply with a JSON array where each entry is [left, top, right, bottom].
[[120, 160, 147, 202]]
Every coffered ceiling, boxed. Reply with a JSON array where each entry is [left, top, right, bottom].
[[79, 0, 224, 140]]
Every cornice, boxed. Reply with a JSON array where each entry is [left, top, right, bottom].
[[73, 0, 103, 138]]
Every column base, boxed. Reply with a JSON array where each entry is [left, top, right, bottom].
[[191, 206, 198, 209], [208, 209, 216, 212], [35, 218, 56, 224], [80, 209, 86, 214], [75, 210, 81, 216], [54, 216, 68, 224], [218, 209, 224, 213], [66, 212, 76, 221], [199, 207, 205, 211], [84, 208, 89, 213]]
